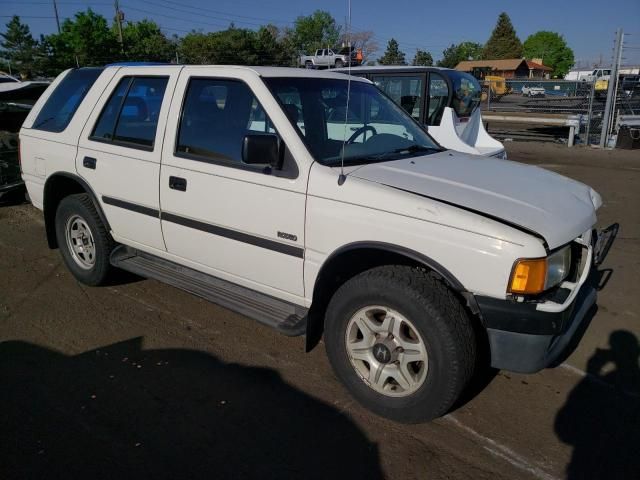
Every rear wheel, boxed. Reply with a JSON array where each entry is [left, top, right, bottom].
[[324, 265, 476, 423], [55, 193, 114, 286], [305, 60, 313, 69], [335, 59, 344, 68]]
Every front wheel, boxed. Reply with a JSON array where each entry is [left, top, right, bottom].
[[324, 266, 476, 423], [55, 193, 115, 286]]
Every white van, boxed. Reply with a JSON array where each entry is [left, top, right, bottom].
[[337, 66, 506, 158]]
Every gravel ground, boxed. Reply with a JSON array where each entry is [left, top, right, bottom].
[[1, 142, 638, 480]]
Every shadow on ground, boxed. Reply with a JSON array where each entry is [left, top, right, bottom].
[[555, 330, 640, 480], [0, 338, 382, 480]]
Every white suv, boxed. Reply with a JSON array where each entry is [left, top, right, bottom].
[[19, 65, 617, 422]]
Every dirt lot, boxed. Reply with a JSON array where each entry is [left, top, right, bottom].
[[1, 142, 638, 480]]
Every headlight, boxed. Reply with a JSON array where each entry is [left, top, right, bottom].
[[507, 246, 572, 295]]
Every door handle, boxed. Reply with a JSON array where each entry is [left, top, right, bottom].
[[169, 176, 187, 191], [83, 156, 97, 169]]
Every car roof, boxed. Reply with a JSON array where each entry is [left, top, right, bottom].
[[334, 66, 453, 74], [101, 65, 369, 81]]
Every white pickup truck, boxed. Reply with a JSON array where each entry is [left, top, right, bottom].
[[20, 65, 617, 423], [299, 48, 358, 69]]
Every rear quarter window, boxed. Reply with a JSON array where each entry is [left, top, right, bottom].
[[31, 68, 103, 132]]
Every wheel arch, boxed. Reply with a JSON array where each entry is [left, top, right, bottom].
[[306, 241, 481, 351], [43, 172, 110, 249]]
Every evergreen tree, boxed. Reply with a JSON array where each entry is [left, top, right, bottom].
[[378, 38, 406, 65], [411, 49, 433, 66], [0, 16, 39, 78], [483, 12, 522, 59], [437, 42, 483, 68]]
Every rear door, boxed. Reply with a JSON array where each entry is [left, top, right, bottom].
[[76, 66, 180, 251]]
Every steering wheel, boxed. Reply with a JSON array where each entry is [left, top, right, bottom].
[[347, 125, 377, 144]]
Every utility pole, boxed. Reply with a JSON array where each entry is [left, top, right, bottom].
[[52, 0, 61, 33], [600, 28, 623, 148], [114, 0, 124, 53]]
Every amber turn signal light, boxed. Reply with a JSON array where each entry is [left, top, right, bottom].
[[508, 258, 547, 294]]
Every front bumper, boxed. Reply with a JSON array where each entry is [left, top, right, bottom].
[[476, 224, 618, 373]]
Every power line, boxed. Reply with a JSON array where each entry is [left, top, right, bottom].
[[134, 0, 294, 26], [1, 1, 112, 4], [0, 15, 57, 19]]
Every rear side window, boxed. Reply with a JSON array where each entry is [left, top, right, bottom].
[[90, 76, 168, 150], [32, 68, 102, 132]]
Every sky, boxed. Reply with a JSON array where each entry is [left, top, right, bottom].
[[2, 0, 640, 67]]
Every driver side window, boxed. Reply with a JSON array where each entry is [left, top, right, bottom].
[[176, 78, 278, 165]]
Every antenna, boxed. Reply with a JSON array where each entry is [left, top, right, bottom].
[[338, 0, 352, 186]]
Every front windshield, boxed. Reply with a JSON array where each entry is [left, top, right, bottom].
[[264, 77, 442, 166], [449, 71, 481, 118]]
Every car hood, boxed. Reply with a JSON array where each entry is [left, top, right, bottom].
[[350, 151, 599, 248]]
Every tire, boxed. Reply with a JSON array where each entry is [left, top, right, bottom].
[[305, 61, 313, 69], [55, 193, 115, 286], [324, 265, 476, 423], [335, 59, 344, 68]]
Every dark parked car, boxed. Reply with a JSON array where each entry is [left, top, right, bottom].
[[0, 81, 49, 201]]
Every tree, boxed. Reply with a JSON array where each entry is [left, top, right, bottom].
[[120, 20, 175, 62], [482, 12, 522, 59], [411, 49, 433, 66], [523, 31, 574, 77], [45, 9, 119, 70], [378, 38, 406, 65], [0, 16, 39, 79], [179, 28, 257, 65], [292, 10, 340, 54], [437, 41, 483, 68], [255, 24, 296, 66], [338, 30, 378, 63]]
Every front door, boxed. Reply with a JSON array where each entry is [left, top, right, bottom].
[[159, 68, 307, 302]]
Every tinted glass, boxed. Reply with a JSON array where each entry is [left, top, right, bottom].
[[91, 78, 129, 141], [449, 72, 481, 118], [91, 76, 168, 148], [177, 78, 276, 163], [371, 75, 423, 121], [427, 73, 448, 126], [114, 77, 167, 147], [32, 68, 102, 132], [265, 77, 441, 166]]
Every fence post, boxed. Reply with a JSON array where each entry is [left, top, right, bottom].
[[600, 28, 624, 147], [585, 79, 596, 145]]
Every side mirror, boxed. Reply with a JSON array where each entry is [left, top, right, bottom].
[[242, 134, 283, 170]]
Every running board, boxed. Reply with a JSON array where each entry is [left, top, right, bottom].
[[110, 246, 307, 336]]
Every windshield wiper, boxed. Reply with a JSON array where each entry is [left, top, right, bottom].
[[329, 145, 443, 167], [392, 144, 443, 155]]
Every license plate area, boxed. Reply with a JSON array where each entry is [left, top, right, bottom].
[[594, 223, 619, 265]]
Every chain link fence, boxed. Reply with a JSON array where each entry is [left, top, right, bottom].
[[479, 77, 640, 146]]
